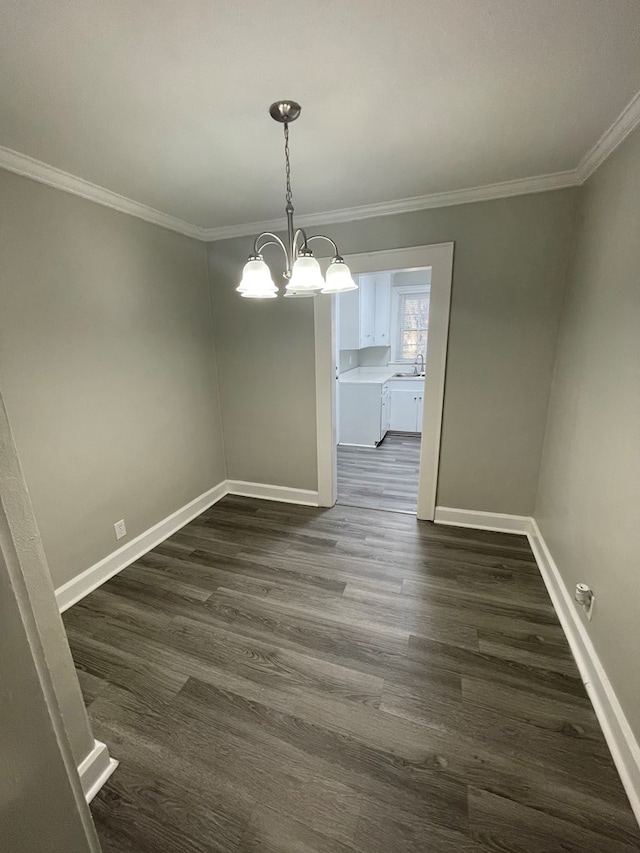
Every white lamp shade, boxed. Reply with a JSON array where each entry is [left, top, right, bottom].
[[237, 258, 278, 298], [321, 260, 357, 293], [286, 255, 325, 293]]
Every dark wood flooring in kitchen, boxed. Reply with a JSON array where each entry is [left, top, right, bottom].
[[337, 433, 421, 513], [62, 496, 640, 852]]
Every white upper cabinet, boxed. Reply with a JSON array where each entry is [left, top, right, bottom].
[[359, 277, 376, 348], [339, 274, 391, 351], [373, 275, 391, 346], [339, 288, 360, 350]]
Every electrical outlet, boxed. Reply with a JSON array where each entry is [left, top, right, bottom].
[[348, 354, 354, 366], [575, 583, 595, 620], [114, 519, 127, 540]]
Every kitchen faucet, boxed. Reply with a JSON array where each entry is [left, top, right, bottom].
[[413, 353, 425, 376]]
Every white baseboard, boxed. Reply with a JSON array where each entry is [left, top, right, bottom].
[[528, 520, 640, 825], [77, 739, 118, 803], [226, 480, 319, 506], [337, 442, 377, 448], [55, 481, 228, 612], [434, 506, 533, 535]]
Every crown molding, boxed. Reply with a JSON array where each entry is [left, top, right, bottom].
[[577, 89, 640, 183], [3, 87, 639, 242], [201, 170, 579, 241], [0, 146, 206, 240]]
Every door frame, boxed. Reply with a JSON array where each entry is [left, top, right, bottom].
[[314, 242, 454, 520], [0, 391, 102, 852]]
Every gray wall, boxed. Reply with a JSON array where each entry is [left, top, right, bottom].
[[207, 188, 577, 513], [206, 243, 319, 490], [536, 126, 640, 740], [0, 170, 226, 589]]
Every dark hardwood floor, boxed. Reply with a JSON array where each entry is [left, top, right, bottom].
[[62, 496, 640, 852], [337, 433, 421, 513]]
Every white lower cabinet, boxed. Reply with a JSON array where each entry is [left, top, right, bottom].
[[389, 382, 424, 433], [339, 382, 389, 447]]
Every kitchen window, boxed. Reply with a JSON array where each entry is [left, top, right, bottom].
[[390, 285, 430, 363]]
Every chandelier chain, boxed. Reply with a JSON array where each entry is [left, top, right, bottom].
[[284, 122, 293, 208]]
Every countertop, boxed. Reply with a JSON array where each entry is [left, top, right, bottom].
[[338, 367, 425, 384]]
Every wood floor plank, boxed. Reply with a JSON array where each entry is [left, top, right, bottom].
[[237, 806, 358, 853], [173, 676, 469, 835], [468, 786, 639, 853], [407, 634, 588, 701], [92, 681, 364, 847], [91, 757, 247, 853], [65, 626, 188, 705], [75, 668, 110, 707], [337, 434, 421, 513], [92, 611, 385, 711], [210, 583, 480, 650], [352, 795, 485, 853], [60, 494, 640, 852]]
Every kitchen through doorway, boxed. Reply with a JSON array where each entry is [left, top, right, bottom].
[[336, 267, 429, 514], [314, 242, 453, 519]]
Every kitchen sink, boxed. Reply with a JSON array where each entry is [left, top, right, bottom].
[[394, 372, 425, 378]]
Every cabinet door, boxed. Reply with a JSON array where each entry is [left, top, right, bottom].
[[359, 277, 375, 348], [373, 274, 391, 347], [389, 389, 419, 432], [340, 383, 385, 447], [339, 289, 360, 351], [416, 394, 424, 434]]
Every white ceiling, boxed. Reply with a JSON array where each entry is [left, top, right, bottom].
[[1, 0, 640, 231]]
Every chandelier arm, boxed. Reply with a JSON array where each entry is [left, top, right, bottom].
[[253, 232, 292, 275], [254, 231, 288, 256], [293, 228, 310, 256], [304, 234, 342, 260]]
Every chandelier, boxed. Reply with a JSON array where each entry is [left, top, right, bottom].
[[237, 101, 358, 299]]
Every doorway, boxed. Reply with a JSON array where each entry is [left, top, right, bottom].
[[314, 243, 454, 519], [336, 266, 430, 513]]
